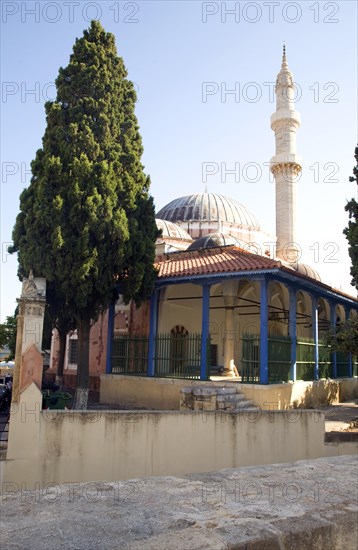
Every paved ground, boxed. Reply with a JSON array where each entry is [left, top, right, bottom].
[[1, 455, 357, 549], [320, 400, 358, 433]]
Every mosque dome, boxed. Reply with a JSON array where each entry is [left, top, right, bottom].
[[292, 263, 321, 282], [187, 233, 239, 251], [155, 219, 192, 242], [156, 193, 260, 230]]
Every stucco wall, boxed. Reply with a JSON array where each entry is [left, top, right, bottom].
[[100, 375, 243, 409], [2, 383, 357, 489], [100, 375, 358, 410], [242, 378, 358, 409], [339, 377, 358, 401]]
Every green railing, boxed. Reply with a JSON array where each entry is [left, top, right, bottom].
[[268, 335, 291, 383], [336, 351, 351, 378], [296, 337, 332, 380], [155, 333, 210, 379], [241, 334, 292, 383], [241, 334, 260, 383], [111, 333, 210, 379], [111, 334, 148, 375], [241, 334, 347, 383], [111, 332, 355, 382]]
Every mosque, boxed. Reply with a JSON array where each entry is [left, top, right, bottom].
[[49, 49, 357, 387]]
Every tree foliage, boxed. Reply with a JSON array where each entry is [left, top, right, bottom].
[[10, 21, 159, 406], [325, 316, 358, 355], [343, 145, 358, 289], [327, 145, 358, 356], [0, 312, 17, 359]]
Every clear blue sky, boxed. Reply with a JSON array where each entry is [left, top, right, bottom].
[[1, 0, 357, 321]]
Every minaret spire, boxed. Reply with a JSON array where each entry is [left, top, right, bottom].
[[281, 43, 288, 69], [270, 47, 302, 263]]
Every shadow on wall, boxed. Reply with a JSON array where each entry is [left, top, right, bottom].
[[292, 381, 340, 409]]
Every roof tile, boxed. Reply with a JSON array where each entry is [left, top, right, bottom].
[[155, 246, 280, 278], [154, 246, 357, 303]]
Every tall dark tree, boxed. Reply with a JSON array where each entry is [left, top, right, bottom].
[[344, 145, 358, 289], [10, 21, 159, 407], [0, 310, 17, 359], [326, 145, 358, 356]]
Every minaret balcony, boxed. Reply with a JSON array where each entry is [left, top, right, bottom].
[[270, 154, 302, 168], [270, 110, 301, 131]]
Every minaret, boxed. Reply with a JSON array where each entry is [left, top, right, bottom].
[[270, 46, 302, 263]]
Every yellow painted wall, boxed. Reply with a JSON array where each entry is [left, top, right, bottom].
[[100, 375, 358, 411], [100, 375, 241, 410], [2, 383, 357, 489], [242, 379, 358, 409]]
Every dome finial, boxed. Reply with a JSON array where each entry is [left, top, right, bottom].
[[204, 184, 208, 194]]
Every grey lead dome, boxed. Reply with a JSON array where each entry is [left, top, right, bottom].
[[155, 219, 192, 242], [156, 193, 260, 230], [187, 232, 239, 251]]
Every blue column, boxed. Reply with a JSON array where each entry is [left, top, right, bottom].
[[345, 306, 353, 377], [330, 302, 337, 378], [312, 295, 319, 380], [106, 301, 115, 374], [148, 289, 159, 377], [260, 278, 269, 384], [200, 284, 211, 381], [289, 287, 297, 381]]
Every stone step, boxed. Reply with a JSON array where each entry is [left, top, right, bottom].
[[190, 386, 242, 397], [236, 399, 260, 411], [215, 387, 241, 396], [216, 393, 246, 403], [191, 387, 219, 397]]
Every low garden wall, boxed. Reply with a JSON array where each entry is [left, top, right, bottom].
[[100, 374, 358, 410], [3, 382, 357, 489]]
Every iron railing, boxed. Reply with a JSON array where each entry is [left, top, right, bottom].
[[111, 333, 210, 379], [241, 334, 260, 383], [154, 333, 209, 379], [296, 337, 332, 380], [241, 334, 352, 383], [268, 335, 291, 383], [111, 332, 356, 383], [111, 334, 148, 375], [336, 351, 351, 378], [241, 334, 292, 383]]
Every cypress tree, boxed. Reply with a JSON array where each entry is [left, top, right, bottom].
[[11, 21, 159, 407]]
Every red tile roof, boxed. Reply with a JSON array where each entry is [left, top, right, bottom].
[[154, 246, 358, 303], [155, 246, 281, 278]]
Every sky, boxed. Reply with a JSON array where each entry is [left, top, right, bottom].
[[1, 0, 357, 322]]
